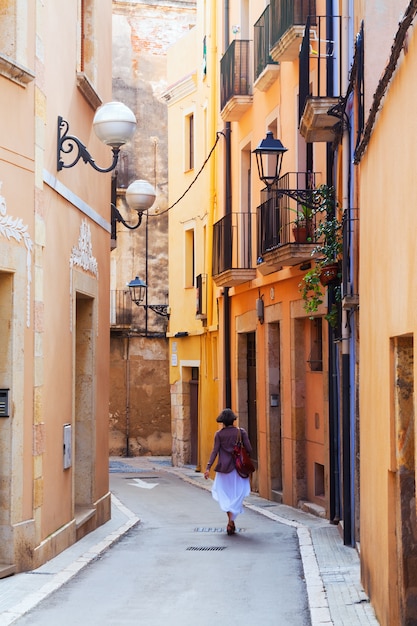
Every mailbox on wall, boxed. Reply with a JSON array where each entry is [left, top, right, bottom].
[[63, 423, 72, 469], [0, 389, 10, 417]]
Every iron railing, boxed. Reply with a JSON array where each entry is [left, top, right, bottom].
[[270, 0, 316, 50], [257, 172, 318, 256], [212, 211, 256, 276], [220, 40, 251, 111], [110, 290, 133, 326], [299, 14, 344, 119], [254, 6, 278, 81], [110, 290, 168, 336]]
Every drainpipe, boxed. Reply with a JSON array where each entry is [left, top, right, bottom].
[[341, 0, 354, 547], [326, 0, 341, 525], [224, 0, 232, 407], [124, 335, 131, 457]]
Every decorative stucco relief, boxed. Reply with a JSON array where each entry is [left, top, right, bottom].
[[69, 219, 98, 332], [0, 183, 33, 327], [70, 219, 98, 277]]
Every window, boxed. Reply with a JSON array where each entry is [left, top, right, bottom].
[[185, 113, 194, 171], [77, 0, 101, 108], [185, 228, 195, 287], [78, 0, 96, 81], [0, 1, 35, 86], [308, 318, 323, 371]]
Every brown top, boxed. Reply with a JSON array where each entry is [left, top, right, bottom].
[[206, 426, 252, 473]]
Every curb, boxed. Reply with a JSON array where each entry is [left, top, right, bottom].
[[0, 495, 140, 626]]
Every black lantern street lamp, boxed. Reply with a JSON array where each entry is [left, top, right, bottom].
[[253, 131, 288, 188], [128, 274, 169, 318], [127, 276, 147, 305], [57, 101, 136, 173]]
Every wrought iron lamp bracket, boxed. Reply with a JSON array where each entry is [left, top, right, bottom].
[[146, 304, 170, 318], [275, 188, 317, 209], [111, 203, 143, 230], [57, 116, 120, 173]]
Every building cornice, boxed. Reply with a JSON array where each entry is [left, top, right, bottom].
[[161, 71, 197, 106]]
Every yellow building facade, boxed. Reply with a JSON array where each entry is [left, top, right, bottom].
[[355, 1, 417, 623], [165, 0, 347, 518], [0, 1, 116, 573]]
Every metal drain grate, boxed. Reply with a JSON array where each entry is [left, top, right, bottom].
[[194, 527, 226, 533], [194, 527, 244, 533], [186, 546, 227, 551]]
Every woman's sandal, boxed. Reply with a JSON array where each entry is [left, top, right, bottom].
[[227, 521, 235, 536]]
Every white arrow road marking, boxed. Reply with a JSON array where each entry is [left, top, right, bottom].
[[129, 478, 159, 490]]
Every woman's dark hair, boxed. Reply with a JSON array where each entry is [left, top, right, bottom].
[[216, 408, 237, 426]]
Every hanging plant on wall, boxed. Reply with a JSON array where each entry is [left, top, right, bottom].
[[298, 185, 342, 327]]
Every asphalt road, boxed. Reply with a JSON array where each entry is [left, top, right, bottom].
[[14, 467, 311, 625]]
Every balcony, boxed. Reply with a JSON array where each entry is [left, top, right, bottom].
[[110, 290, 135, 328], [299, 15, 344, 142], [110, 290, 167, 336], [254, 6, 280, 92], [212, 212, 257, 287], [256, 172, 319, 273], [270, 0, 316, 63], [220, 40, 252, 121]]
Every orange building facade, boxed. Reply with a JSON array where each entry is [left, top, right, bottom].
[[0, 1, 116, 573]]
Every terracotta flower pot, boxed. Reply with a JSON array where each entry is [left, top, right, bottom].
[[292, 221, 313, 243], [319, 263, 340, 286]]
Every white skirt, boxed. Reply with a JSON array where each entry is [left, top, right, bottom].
[[212, 469, 250, 521]]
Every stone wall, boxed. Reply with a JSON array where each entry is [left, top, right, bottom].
[[109, 335, 171, 456]]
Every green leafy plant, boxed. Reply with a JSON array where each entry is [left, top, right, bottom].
[[298, 265, 324, 316], [310, 185, 342, 263], [298, 185, 343, 327], [291, 203, 314, 243], [293, 203, 314, 226]]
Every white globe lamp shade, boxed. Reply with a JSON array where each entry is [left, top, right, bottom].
[[93, 102, 137, 148], [126, 180, 156, 213]]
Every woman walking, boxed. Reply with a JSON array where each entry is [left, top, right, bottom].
[[204, 408, 252, 535]]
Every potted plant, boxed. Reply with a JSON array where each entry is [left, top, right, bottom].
[[298, 185, 342, 327], [292, 203, 314, 243]]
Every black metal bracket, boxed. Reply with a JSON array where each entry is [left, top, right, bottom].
[[111, 203, 143, 230], [147, 304, 170, 318], [57, 116, 120, 173]]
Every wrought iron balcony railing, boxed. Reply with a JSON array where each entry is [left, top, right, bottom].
[[257, 172, 318, 257], [299, 14, 344, 142], [110, 290, 133, 326], [254, 6, 278, 81], [110, 290, 168, 335], [220, 40, 252, 112], [270, 0, 316, 61], [212, 211, 256, 277]]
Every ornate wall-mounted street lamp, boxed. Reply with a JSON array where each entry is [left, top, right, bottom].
[[112, 179, 156, 230], [252, 131, 288, 188], [57, 101, 136, 173], [253, 131, 317, 206], [127, 275, 170, 318]]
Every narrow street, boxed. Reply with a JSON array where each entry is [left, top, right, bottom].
[[14, 460, 311, 626]]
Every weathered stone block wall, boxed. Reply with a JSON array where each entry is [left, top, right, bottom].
[[109, 335, 171, 456]]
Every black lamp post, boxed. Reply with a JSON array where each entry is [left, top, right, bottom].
[[57, 101, 136, 173], [252, 131, 288, 188]]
